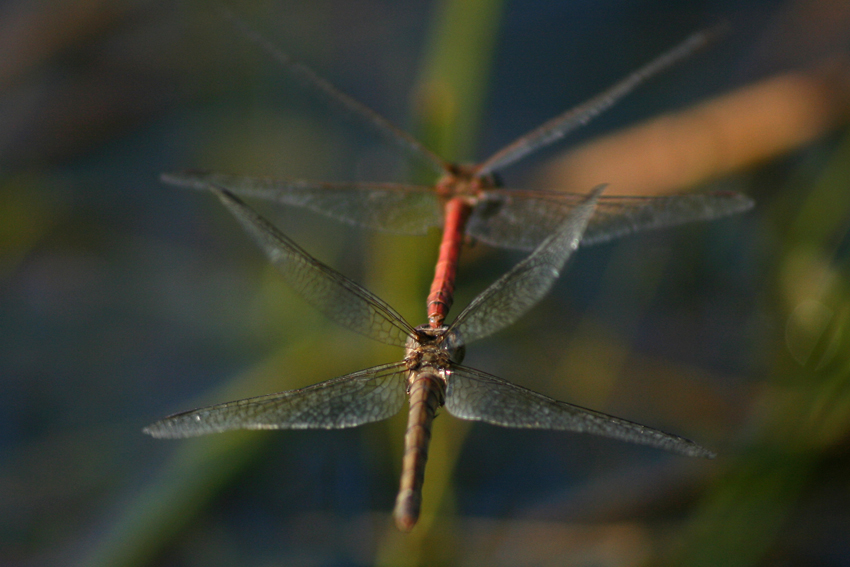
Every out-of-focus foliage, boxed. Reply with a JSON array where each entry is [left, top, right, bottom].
[[2, 0, 849, 566]]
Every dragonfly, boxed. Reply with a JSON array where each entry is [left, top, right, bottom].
[[162, 23, 753, 328], [144, 185, 716, 532]]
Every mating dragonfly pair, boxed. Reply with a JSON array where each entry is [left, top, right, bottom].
[[145, 24, 753, 531]]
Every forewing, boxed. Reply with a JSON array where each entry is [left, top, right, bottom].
[[162, 172, 442, 235], [467, 189, 754, 251], [582, 191, 754, 245], [210, 187, 416, 347], [449, 185, 604, 345], [445, 365, 714, 458], [476, 28, 719, 176], [144, 362, 408, 438], [222, 9, 449, 175]]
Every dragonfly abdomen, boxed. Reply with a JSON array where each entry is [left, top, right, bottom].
[[427, 198, 473, 327], [393, 372, 446, 531]]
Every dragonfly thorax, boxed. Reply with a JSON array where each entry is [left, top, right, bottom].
[[434, 163, 501, 203], [405, 324, 465, 367]]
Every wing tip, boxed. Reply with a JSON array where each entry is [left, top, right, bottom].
[[142, 422, 169, 439], [672, 437, 717, 459], [687, 445, 718, 459], [142, 417, 204, 439], [159, 170, 215, 189], [724, 191, 756, 214]]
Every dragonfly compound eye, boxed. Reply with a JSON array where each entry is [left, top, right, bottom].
[[441, 329, 465, 364]]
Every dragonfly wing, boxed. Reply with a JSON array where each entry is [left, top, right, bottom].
[[209, 187, 416, 347], [466, 191, 578, 251], [467, 189, 754, 251], [445, 365, 715, 458], [449, 185, 604, 345], [581, 191, 754, 246], [476, 28, 720, 176], [162, 172, 443, 235], [144, 362, 408, 438], [221, 9, 449, 175]]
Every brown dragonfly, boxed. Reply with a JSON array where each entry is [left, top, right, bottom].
[[162, 24, 753, 329], [145, 185, 716, 532]]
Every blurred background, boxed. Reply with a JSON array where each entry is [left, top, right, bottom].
[[2, 0, 850, 565]]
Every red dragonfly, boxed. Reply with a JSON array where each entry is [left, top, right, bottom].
[[145, 185, 716, 532], [162, 24, 753, 328]]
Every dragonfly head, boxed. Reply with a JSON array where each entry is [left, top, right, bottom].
[[409, 324, 465, 364], [435, 164, 502, 201]]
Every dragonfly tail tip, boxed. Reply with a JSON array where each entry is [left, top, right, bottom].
[[393, 489, 420, 532]]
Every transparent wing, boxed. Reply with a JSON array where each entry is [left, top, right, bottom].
[[170, 174, 753, 253], [162, 172, 443, 235], [476, 28, 720, 176], [211, 187, 417, 347], [222, 8, 449, 175], [445, 365, 715, 458], [448, 185, 605, 345], [144, 362, 408, 438], [466, 189, 754, 250]]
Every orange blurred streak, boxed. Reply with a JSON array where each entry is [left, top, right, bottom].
[[537, 65, 850, 195]]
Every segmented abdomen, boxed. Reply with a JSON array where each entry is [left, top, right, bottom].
[[393, 373, 446, 531]]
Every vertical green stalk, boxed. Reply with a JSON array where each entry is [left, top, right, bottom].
[[413, 0, 504, 164], [82, 1, 505, 564], [372, 0, 504, 565]]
